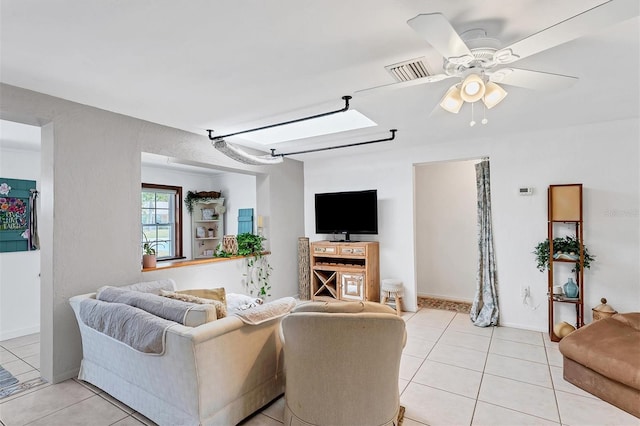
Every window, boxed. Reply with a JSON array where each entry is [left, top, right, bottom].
[[141, 184, 183, 260]]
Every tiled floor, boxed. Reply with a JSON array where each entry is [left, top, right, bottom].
[[1, 308, 638, 426]]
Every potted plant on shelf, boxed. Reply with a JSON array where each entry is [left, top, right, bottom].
[[216, 233, 273, 299], [142, 234, 159, 268], [533, 235, 595, 273]]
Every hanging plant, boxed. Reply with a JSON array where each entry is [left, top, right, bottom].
[[216, 233, 273, 298], [184, 190, 221, 214], [533, 236, 595, 272]]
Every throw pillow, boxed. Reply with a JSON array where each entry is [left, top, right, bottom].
[[177, 288, 227, 306], [160, 290, 227, 319]]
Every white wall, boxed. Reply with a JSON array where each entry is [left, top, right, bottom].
[[414, 160, 478, 302], [0, 122, 41, 340], [210, 172, 257, 235], [0, 83, 304, 383], [304, 118, 640, 330]]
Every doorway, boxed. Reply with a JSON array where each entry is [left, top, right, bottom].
[[414, 159, 481, 303]]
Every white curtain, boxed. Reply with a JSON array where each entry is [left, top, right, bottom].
[[470, 160, 499, 327]]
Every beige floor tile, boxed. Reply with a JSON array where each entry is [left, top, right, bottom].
[[409, 310, 455, 328], [0, 379, 94, 425], [0, 349, 19, 363], [555, 389, 640, 426], [405, 323, 445, 342], [484, 353, 552, 388], [543, 334, 560, 348], [545, 346, 564, 367], [478, 374, 559, 423], [261, 395, 285, 422], [99, 392, 136, 414], [401, 311, 417, 322], [1, 358, 35, 376], [427, 343, 487, 372], [0, 333, 40, 350], [402, 336, 436, 359], [399, 354, 424, 381], [74, 378, 103, 394], [448, 316, 495, 338], [8, 342, 39, 359], [398, 378, 410, 394], [401, 382, 476, 425], [27, 393, 129, 426], [489, 338, 547, 364], [439, 329, 491, 352], [131, 411, 158, 426], [238, 412, 283, 425], [401, 418, 429, 426], [472, 401, 560, 425], [111, 416, 146, 426], [549, 366, 597, 399], [493, 326, 544, 346], [412, 359, 482, 398], [21, 353, 40, 369]]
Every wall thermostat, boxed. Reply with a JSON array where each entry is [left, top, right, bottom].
[[519, 187, 534, 196]]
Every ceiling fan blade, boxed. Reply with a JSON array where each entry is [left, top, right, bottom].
[[355, 74, 456, 96], [490, 68, 578, 90], [407, 13, 473, 64], [494, 0, 640, 64]]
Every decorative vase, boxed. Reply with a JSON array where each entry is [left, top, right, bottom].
[[553, 321, 576, 339], [222, 235, 238, 255], [563, 277, 579, 298]]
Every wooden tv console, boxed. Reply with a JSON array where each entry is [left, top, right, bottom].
[[310, 241, 380, 302]]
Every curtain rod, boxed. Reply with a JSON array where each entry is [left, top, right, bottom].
[[270, 129, 397, 157], [207, 96, 352, 141]]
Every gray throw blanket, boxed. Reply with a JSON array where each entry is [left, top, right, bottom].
[[79, 298, 176, 354], [97, 286, 195, 325]]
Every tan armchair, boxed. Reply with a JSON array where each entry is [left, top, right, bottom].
[[281, 301, 407, 426]]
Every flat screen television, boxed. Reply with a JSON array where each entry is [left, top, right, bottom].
[[315, 189, 378, 241]]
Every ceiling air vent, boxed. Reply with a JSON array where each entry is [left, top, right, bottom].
[[385, 57, 431, 82]]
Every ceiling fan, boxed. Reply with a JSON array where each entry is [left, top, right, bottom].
[[358, 0, 638, 120]]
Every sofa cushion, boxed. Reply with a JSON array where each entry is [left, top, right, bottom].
[[559, 313, 640, 390], [97, 286, 216, 327], [160, 290, 227, 319]]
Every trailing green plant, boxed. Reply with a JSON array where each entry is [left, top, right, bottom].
[[533, 236, 595, 272], [215, 233, 273, 298], [183, 190, 222, 214]]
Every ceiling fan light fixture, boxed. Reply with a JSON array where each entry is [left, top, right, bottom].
[[439, 84, 463, 113], [482, 82, 508, 109], [460, 74, 486, 103]]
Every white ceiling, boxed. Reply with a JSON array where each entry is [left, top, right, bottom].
[[1, 0, 638, 161]]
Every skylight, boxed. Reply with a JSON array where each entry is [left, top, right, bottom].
[[239, 110, 377, 145]]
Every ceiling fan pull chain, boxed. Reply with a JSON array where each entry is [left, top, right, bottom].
[[482, 103, 488, 125], [470, 102, 476, 127]]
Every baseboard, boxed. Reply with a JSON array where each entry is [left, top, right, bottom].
[[0, 325, 40, 342], [499, 321, 545, 333]]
